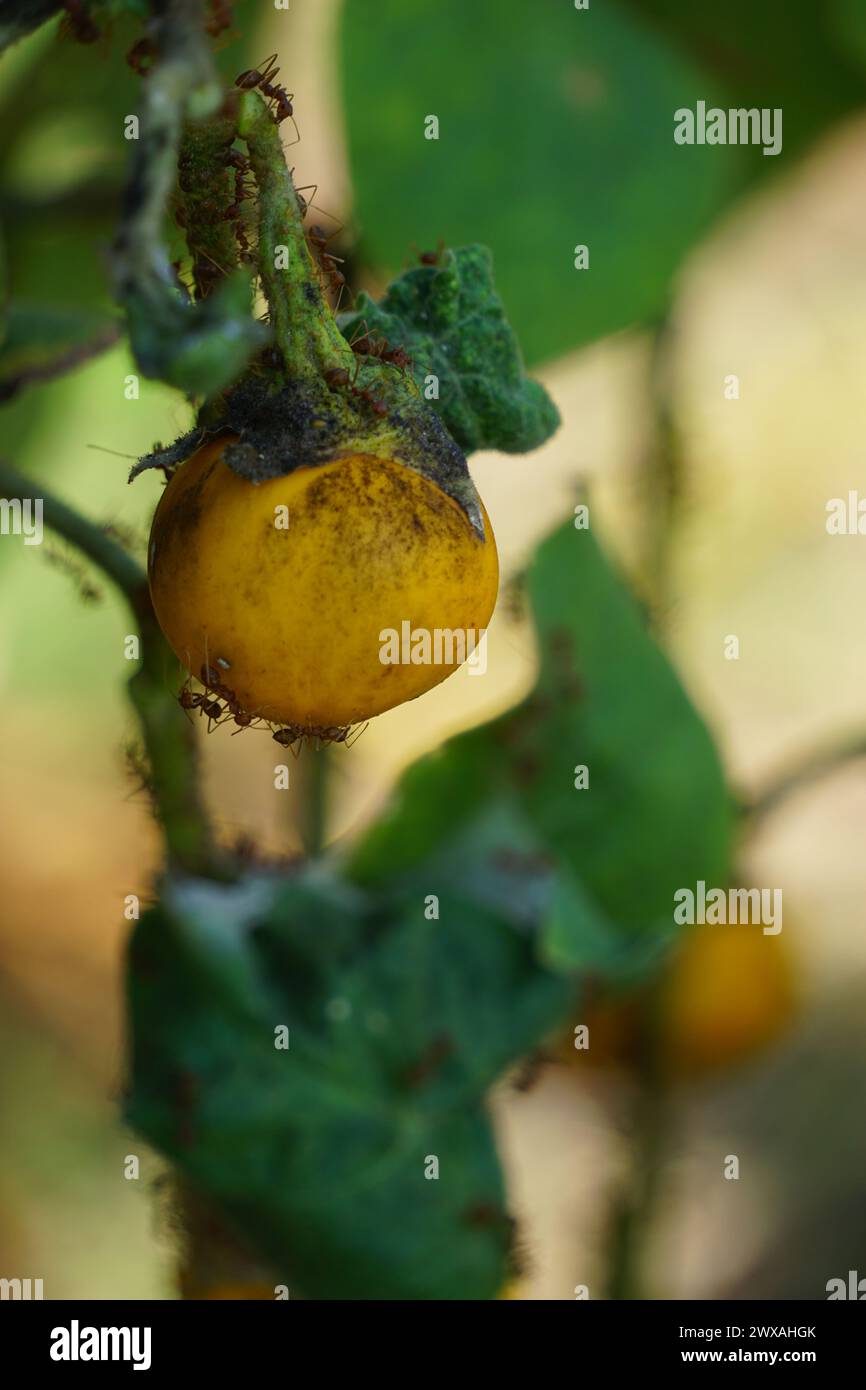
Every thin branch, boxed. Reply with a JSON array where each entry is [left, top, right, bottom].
[[603, 998, 668, 1300], [743, 733, 866, 827], [0, 323, 122, 404], [639, 310, 682, 627], [0, 458, 221, 877], [0, 458, 146, 596]]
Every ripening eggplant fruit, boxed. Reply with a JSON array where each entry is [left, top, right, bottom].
[[142, 87, 498, 737]]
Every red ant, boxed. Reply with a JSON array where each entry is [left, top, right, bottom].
[[307, 223, 347, 307], [272, 722, 366, 750], [272, 726, 301, 751], [322, 355, 386, 416], [205, 0, 233, 38], [62, 0, 100, 43], [126, 37, 156, 73], [417, 238, 445, 266], [324, 365, 350, 388], [177, 659, 261, 735], [199, 662, 268, 734], [180, 686, 226, 731], [349, 323, 413, 377], [235, 55, 299, 144], [222, 149, 255, 261], [355, 387, 388, 417]]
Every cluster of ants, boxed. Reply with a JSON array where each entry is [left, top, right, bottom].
[[126, 0, 234, 73], [179, 663, 364, 751], [221, 57, 349, 307], [166, 44, 436, 412], [322, 324, 414, 416]]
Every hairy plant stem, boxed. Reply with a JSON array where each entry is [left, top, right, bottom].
[[236, 90, 354, 384], [114, 0, 220, 303], [0, 459, 220, 878]]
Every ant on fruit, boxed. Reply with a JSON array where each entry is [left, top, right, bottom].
[[234, 55, 299, 144], [272, 726, 301, 751], [271, 721, 367, 751], [198, 661, 269, 734], [179, 685, 226, 732]]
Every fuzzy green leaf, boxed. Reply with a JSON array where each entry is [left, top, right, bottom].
[[124, 268, 268, 398], [126, 867, 571, 1300], [339, 245, 560, 455]]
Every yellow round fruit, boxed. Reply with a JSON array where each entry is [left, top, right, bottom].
[[660, 920, 797, 1078], [147, 437, 499, 729], [560, 923, 797, 1080]]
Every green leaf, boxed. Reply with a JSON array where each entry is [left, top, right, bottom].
[[349, 514, 734, 972], [832, 0, 866, 75], [123, 268, 268, 398], [623, 1, 866, 152], [0, 301, 120, 401], [126, 867, 571, 1300], [339, 245, 560, 454], [340, 0, 748, 366], [510, 520, 734, 937], [348, 724, 501, 886]]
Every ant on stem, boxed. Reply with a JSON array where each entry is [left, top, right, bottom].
[[307, 222, 347, 308], [349, 321, 413, 376], [322, 357, 387, 417], [235, 55, 300, 145]]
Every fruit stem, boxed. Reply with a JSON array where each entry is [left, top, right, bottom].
[[0, 459, 221, 880], [298, 746, 329, 858], [237, 90, 355, 384]]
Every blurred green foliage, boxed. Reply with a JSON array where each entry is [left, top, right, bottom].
[[127, 869, 572, 1299], [350, 517, 733, 975], [0, 302, 120, 400], [341, 0, 866, 367], [625, 0, 866, 146]]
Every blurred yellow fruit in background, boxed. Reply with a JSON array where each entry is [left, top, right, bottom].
[[661, 920, 797, 1077], [559, 921, 798, 1080]]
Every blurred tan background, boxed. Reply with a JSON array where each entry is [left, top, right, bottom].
[[1, 1, 865, 1298]]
